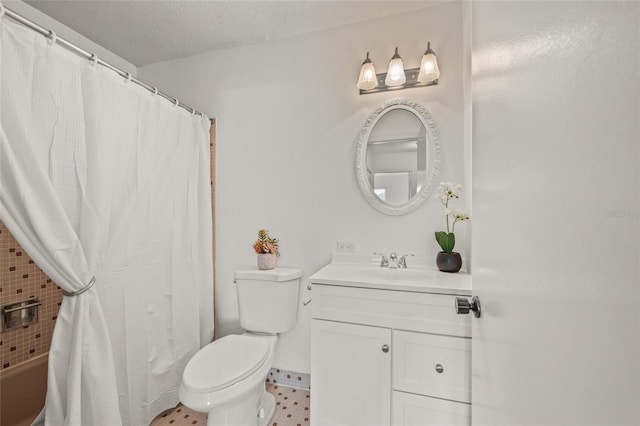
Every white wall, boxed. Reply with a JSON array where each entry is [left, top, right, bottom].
[[140, 1, 466, 374], [3, 1, 136, 75]]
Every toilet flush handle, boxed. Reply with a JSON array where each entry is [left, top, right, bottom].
[[303, 283, 312, 305]]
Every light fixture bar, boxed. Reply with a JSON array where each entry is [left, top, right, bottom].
[[359, 67, 438, 95]]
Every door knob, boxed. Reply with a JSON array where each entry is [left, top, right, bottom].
[[382, 344, 389, 353], [455, 296, 481, 318]]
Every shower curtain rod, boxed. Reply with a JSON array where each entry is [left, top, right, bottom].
[[2, 5, 212, 121]]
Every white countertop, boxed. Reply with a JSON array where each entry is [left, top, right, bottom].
[[309, 253, 472, 296]]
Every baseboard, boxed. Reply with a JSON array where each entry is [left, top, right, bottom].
[[266, 368, 310, 390]]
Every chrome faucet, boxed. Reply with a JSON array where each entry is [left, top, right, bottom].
[[375, 252, 414, 268], [398, 254, 414, 269], [388, 252, 399, 268]]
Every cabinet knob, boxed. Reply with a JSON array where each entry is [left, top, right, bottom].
[[381, 344, 389, 353], [435, 364, 444, 373]]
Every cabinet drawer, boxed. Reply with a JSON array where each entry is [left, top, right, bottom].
[[312, 284, 471, 337], [392, 391, 470, 426], [393, 330, 471, 403]]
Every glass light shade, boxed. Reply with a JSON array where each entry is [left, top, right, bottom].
[[417, 42, 440, 83], [385, 47, 406, 87], [356, 52, 378, 90]]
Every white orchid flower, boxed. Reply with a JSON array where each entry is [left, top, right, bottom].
[[436, 182, 468, 239], [453, 208, 470, 221]]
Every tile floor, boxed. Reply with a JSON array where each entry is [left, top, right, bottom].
[[150, 383, 310, 426]]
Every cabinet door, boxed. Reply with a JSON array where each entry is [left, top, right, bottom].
[[311, 319, 391, 426], [392, 391, 470, 426]]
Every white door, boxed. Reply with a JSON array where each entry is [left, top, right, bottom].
[[311, 319, 392, 426], [471, 2, 639, 425]]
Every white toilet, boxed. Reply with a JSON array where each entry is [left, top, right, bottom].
[[179, 267, 302, 426]]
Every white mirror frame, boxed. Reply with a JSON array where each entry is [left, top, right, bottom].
[[355, 98, 441, 215]]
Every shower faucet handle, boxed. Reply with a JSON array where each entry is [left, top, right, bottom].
[[374, 252, 389, 267]]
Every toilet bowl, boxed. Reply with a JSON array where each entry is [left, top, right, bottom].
[[179, 267, 301, 426], [179, 334, 277, 426]]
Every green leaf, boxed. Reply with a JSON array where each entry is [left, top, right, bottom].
[[435, 231, 455, 253]]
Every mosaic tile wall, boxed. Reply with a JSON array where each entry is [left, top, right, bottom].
[[0, 221, 64, 369]]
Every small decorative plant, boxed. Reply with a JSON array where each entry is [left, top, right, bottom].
[[252, 229, 280, 257], [434, 182, 470, 254]]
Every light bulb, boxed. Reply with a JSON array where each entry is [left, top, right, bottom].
[[417, 42, 440, 83], [385, 47, 406, 87], [356, 52, 378, 90]]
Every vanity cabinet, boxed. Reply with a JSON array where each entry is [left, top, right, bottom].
[[310, 282, 471, 426]]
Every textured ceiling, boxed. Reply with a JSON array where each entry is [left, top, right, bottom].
[[24, 1, 436, 67]]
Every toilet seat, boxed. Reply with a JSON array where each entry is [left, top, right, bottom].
[[182, 334, 270, 393]]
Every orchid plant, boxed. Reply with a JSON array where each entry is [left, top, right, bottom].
[[252, 229, 280, 256], [435, 183, 470, 254]]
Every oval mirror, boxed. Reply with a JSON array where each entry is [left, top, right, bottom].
[[355, 98, 440, 215]]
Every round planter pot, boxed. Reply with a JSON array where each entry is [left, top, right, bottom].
[[257, 253, 277, 270], [436, 252, 462, 273]]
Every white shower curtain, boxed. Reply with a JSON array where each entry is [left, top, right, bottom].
[[0, 19, 213, 426]]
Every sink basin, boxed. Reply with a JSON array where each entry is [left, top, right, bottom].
[[308, 253, 471, 295], [354, 267, 434, 283]]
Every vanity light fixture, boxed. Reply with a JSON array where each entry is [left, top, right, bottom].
[[357, 42, 440, 95], [356, 52, 378, 90]]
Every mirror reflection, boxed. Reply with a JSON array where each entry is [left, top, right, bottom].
[[355, 98, 440, 216], [366, 109, 427, 205]]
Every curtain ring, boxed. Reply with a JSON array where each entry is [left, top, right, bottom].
[[174, 98, 179, 107], [62, 276, 96, 297], [124, 72, 132, 83], [48, 30, 57, 46], [191, 107, 196, 115], [0, 4, 5, 18], [90, 53, 98, 66], [152, 87, 158, 96]]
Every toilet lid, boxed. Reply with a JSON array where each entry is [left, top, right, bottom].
[[182, 334, 270, 393]]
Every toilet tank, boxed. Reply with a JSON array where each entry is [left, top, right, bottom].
[[234, 267, 302, 334]]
